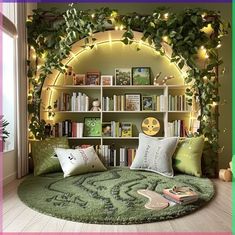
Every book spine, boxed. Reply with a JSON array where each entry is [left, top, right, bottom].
[[114, 150, 117, 167], [121, 95, 125, 111], [85, 96, 89, 111], [114, 95, 117, 111]]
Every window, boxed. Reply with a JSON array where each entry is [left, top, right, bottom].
[[2, 31, 16, 151], [1, 3, 17, 152]]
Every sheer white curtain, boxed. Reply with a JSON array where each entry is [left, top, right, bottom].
[[1, 3, 28, 178]]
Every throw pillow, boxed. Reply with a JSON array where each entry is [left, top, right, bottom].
[[54, 146, 107, 177], [173, 136, 204, 177], [31, 137, 69, 176], [130, 133, 179, 177]]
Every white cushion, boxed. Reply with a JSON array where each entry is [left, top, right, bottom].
[[54, 146, 107, 177], [130, 133, 179, 177]]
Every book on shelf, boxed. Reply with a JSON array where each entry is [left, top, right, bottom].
[[103, 94, 167, 112], [119, 147, 136, 167], [168, 94, 191, 111], [163, 187, 198, 205], [52, 120, 83, 138], [167, 120, 188, 137], [57, 92, 89, 112], [102, 121, 133, 137]]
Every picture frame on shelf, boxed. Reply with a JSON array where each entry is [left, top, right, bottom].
[[121, 122, 133, 137], [125, 94, 141, 111], [101, 75, 113, 86], [132, 67, 151, 85], [73, 74, 86, 85], [84, 117, 101, 137], [142, 96, 154, 111], [115, 68, 132, 85], [86, 72, 100, 85], [102, 122, 112, 137]]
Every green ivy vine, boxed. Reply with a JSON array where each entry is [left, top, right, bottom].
[[27, 4, 230, 175]]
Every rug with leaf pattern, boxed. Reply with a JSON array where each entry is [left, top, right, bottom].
[[18, 167, 214, 224]]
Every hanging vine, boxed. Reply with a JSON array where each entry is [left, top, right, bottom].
[[27, 5, 230, 175]]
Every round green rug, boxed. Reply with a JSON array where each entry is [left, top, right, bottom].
[[18, 167, 214, 224]]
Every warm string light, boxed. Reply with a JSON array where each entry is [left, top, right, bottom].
[[199, 46, 209, 59], [216, 41, 222, 48], [115, 25, 125, 31], [163, 13, 169, 20]]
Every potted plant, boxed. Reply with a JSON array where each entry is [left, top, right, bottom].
[[0, 116, 10, 151]]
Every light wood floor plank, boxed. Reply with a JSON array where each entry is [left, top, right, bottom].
[[3, 179, 232, 232]]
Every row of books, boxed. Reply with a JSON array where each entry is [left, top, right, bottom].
[[51, 121, 84, 137], [167, 120, 188, 137], [102, 122, 132, 137], [163, 186, 198, 205], [76, 145, 136, 167], [168, 95, 191, 111], [119, 147, 137, 167], [102, 95, 167, 111], [57, 92, 89, 111]]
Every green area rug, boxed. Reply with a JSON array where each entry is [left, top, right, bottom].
[[18, 167, 214, 224]]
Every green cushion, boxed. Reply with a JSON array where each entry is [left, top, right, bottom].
[[173, 136, 204, 177], [31, 137, 69, 176]]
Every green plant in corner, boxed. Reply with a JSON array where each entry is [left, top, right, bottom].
[[0, 116, 10, 142]]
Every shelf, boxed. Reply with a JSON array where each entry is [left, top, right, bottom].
[[68, 137, 101, 140], [46, 84, 190, 90], [102, 85, 166, 90], [168, 111, 191, 113], [167, 85, 190, 89], [103, 137, 139, 140], [47, 85, 101, 90], [103, 111, 165, 114], [43, 111, 101, 114]]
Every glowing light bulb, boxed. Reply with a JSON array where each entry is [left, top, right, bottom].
[[163, 13, 169, 20], [110, 11, 118, 18], [162, 36, 168, 42], [120, 25, 124, 30], [91, 13, 95, 18], [203, 76, 208, 81], [115, 26, 119, 31], [216, 42, 222, 48], [201, 13, 206, 19]]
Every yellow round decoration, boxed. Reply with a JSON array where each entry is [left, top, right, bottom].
[[141, 117, 160, 136]]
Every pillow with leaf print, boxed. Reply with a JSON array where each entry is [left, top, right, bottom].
[[130, 133, 179, 178], [173, 136, 204, 177]]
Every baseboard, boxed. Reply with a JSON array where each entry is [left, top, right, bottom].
[[3, 172, 17, 186]]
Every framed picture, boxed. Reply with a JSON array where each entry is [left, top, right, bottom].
[[115, 68, 131, 85], [142, 96, 154, 111], [132, 67, 151, 85], [102, 122, 112, 137], [121, 122, 132, 137], [73, 74, 85, 85], [125, 94, 141, 111], [101, 75, 113, 86], [86, 72, 100, 85], [84, 117, 101, 137]]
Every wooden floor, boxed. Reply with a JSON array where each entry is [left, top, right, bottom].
[[3, 178, 232, 233]]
